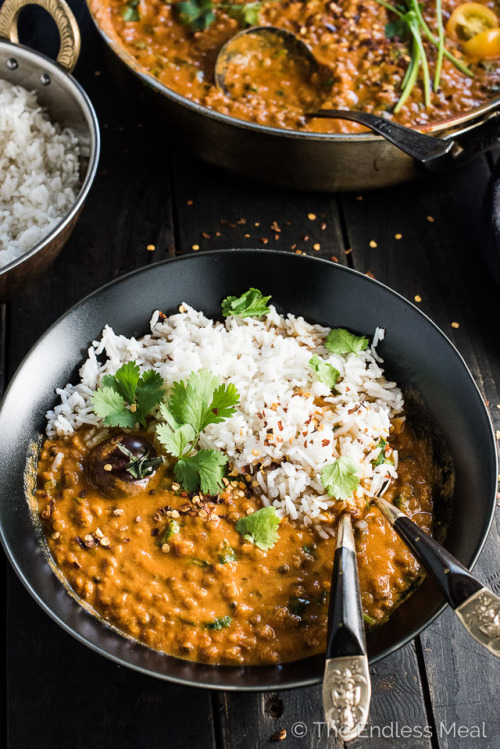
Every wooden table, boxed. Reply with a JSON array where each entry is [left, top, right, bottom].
[[2, 2, 500, 747]]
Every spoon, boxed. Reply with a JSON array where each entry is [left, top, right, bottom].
[[323, 513, 371, 741], [214, 26, 454, 165], [374, 483, 500, 657]]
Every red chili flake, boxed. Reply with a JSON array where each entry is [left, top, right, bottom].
[[331, 256, 339, 262], [303, 234, 310, 241], [322, 439, 330, 447], [270, 221, 281, 232], [291, 244, 297, 250], [320, 222, 327, 230], [187, 200, 193, 206], [237, 218, 247, 225], [261, 237, 269, 245], [202, 232, 211, 239], [277, 421, 284, 431], [366, 271, 375, 278], [275, 234, 280, 241], [344, 248, 353, 255]]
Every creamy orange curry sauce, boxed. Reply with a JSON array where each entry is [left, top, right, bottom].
[[36, 421, 433, 665], [90, 0, 500, 133]]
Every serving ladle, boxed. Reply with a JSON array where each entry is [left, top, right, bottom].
[[374, 481, 500, 657], [214, 26, 454, 165]]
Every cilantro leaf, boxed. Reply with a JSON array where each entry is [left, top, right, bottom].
[[189, 449, 228, 495], [321, 457, 361, 500], [102, 361, 140, 404], [221, 288, 272, 318], [135, 369, 165, 424], [235, 506, 280, 550], [174, 458, 201, 492], [156, 421, 196, 456], [175, 0, 215, 32], [372, 438, 388, 467], [226, 1, 262, 26], [91, 387, 137, 428], [309, 354, 340, 389], [205, 616, 232, 630], [209, 382, 240, 424], [385, 17, 409, 39], [325, 328, 369, 356], [93, 362, 164, 428], [163, 370, 239, 436], [121, 0, 140, 21]]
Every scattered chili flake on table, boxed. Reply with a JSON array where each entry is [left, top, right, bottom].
[[270, 729, 287, 741], [451, 322, 459, 328], [330, 255, 338, 262], [355, 195, 363, 201], [366, 271, 375, 278], [146, 244, 155, 251], [320, 222, 327, 230], [186, 200, 193, 206], [369, 240, 378, 248], [313, 243, 321, 251], [344, 248, 353, 255], [270, 221, 281, 232], [427, 215, 435, 223], [261, 238, 269, 245], [414, 295, 422, 302], [307, 213, 316, 220]]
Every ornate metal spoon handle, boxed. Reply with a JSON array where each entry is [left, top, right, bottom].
[[375, 496, 500, 657], [308, 110, 453, 164], [323, 514, 371, 741]]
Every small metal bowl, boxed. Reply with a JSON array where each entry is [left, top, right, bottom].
[[0, 0, 100, 301]]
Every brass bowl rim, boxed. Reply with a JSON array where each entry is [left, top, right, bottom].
[[0, 38, 100, 278], [87, 0, 500, 145]]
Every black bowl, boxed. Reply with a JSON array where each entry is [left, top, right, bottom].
[[0, 249, 496, 690]]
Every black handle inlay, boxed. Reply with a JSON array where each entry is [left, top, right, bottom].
[[326, 546, 366, 659], [394, 517, 483, 608]]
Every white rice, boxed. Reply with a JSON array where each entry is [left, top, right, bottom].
[[0, 79, 80, 268], [45, 304, 404, 525]]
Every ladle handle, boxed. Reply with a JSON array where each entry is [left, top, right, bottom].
[[376, 497, 500, 658], [0, 0, 81, 73], [310, 110, 453, 164]]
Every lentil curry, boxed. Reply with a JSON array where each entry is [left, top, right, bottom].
[[90, 0, 500, 133], [35, 421, 433, 665]]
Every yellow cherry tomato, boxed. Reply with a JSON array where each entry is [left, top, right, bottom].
[[446, 2, 498, 41], [463, 27, 500, 57]]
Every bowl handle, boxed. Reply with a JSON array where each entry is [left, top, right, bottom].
[[0, 0, 81, 73]]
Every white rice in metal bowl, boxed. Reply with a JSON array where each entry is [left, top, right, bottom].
[[46, 304, 405, 533], [0, 79, 80, 268]]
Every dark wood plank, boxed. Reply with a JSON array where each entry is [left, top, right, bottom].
[[170, 150, 347, 264], [215, 642, 433, 749]]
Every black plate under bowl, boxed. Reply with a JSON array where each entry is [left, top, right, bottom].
[[0, 250, 497, 690]]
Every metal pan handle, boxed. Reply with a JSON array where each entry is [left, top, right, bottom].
[[0, 0, 80, 73]]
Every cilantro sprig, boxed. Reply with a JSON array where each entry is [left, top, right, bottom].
[[235, 506, 280, 550], [309, 354, 340, 389], [222, 288, 272, 318], [325, 328, 368, 356], [156, 369, 239, 495], [91, 362, 164, 429], [321, 457, 361, 500]]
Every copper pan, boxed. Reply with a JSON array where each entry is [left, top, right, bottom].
[[87, 0, 500, 191]]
